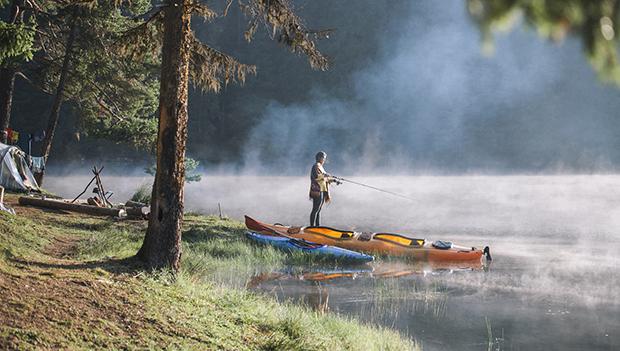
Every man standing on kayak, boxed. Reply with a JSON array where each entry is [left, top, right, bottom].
[[309, 151, 339, 226]]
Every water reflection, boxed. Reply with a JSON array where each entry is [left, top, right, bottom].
[[244, 254, 618, 351], [247, 260, 486, 285], [247, 261, 486, 317], [306, 282, 330, 315]]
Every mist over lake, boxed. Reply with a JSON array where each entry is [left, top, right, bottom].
[[45, 174, 620, 350]]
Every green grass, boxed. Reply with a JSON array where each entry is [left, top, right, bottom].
[[139, 274, 417, 350], [78, 214, 377, 287], [0, 212, 50, 260], [0, 194, 419, 350]]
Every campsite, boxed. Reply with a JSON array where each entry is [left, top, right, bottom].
[[2, 1, 620, 350]]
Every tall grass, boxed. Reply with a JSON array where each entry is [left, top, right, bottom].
[[141, 273, 419, 350], [130, 183, 151, 204]]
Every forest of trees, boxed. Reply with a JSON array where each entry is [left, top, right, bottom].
[[2, 1, 409, 168], [6, 1, 620, 173], [2, 0, 331, 270]]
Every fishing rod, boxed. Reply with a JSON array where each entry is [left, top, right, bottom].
[[330, 176, 415, 201]]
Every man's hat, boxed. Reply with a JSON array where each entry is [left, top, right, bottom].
[[315, 151, 327, 161]]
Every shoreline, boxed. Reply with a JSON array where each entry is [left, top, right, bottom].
[[0, 193, 417, 350]]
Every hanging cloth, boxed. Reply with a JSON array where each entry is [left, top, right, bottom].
[[5, 128, 13, 144], [30, 156, 45, 173]]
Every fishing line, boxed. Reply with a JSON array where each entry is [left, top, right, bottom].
[[332, 176, 415, 201]]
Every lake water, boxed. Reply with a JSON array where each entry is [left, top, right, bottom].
[[46, 175, 620, 350]]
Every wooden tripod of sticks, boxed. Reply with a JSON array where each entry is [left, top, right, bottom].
[[71, 166, 113, 207]]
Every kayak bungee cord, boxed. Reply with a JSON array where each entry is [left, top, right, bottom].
[[331, 176, 416, 201]]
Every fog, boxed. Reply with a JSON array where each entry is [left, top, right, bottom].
[[240, 0, 620, 173], [45, 174, 620, 301], [45, 173, 620, 236], [16, 1, 620, 174], [45, 173, 620, 350]]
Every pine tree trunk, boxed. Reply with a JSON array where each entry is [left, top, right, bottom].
[[0, 68, 16, 144], [136, 1, 191, 272], [0, 1, 25, 144], [35, 19, 77, 186]]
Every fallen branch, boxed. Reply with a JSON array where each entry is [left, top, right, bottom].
[[19, 196, 126, 218]]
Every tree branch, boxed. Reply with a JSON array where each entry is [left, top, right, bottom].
[[188, 30, 257, 93], [240, 0, 330, 70]]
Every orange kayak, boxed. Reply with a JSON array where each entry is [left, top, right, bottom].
[[245, 216, 491, 262]]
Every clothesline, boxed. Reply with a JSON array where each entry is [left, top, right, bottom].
[[3, 128, 47, 174], [3, 128, 46, 147]]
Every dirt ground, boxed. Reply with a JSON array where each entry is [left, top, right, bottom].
[[0, 196, 162, 349], [0, 238, 155, 349]]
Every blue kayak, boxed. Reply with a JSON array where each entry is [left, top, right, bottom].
[[246, 231, 374, 263]]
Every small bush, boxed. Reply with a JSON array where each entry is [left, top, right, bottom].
[[130, 183, 151, 204]]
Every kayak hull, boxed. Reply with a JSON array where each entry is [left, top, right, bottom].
[[245, 216, 485, 262], [245, 231, 374, 263]]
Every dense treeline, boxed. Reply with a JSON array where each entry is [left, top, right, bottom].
[[2, 0, 336, 271], [1, 0, 159, 182], [5, 0, 620, 174], [4, 0, 410, 168]]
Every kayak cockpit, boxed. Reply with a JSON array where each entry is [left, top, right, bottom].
[[304, 226, 355, 240], [373, 233, 425, 247]]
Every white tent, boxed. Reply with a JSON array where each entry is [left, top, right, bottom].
[[0, 142, 40, 192]]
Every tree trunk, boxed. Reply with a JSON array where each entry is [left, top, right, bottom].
[[0, 68, 16, 144], [136, 1, 192, 272], [35, 19, 78, 186], [0, 1, 25, 144]]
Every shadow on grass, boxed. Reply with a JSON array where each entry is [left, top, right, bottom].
[[38, 207, 72, 215], [44, 217, 115, 232], [10, 256, 146, 275]]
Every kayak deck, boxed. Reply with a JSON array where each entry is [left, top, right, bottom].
[[245, 216, 489, 262]]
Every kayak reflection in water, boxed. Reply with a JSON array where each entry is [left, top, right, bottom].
[[309, 151, 340, 226]]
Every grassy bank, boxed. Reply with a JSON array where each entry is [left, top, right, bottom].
[[0, 194, 418, 350]]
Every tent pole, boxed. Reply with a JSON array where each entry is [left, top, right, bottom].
[[71, 175, 97, 203]]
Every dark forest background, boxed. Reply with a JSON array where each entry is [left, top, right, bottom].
[[9, 0, 620, 174]]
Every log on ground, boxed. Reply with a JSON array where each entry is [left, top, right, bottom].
[[126, 206, 150, 220], [18, 196, 126, 218]]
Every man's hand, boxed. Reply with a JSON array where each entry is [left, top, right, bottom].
[[329, 178, 342, 186]]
